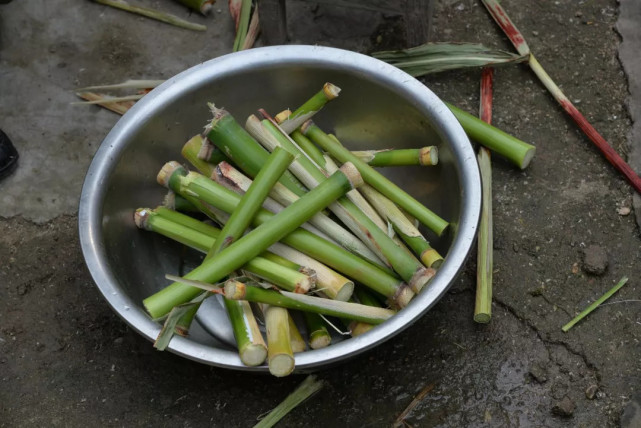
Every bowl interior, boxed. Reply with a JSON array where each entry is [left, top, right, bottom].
[[80, 46, 480, 371]]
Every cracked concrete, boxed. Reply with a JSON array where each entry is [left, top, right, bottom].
[[1, 0, 639, 426]]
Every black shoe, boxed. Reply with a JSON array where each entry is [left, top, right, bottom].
[[0, 129, 19, 180]]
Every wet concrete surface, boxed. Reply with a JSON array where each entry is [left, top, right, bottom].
[[1, 0, 640, 426]]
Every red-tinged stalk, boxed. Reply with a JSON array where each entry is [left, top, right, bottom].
[[475, 67, 494, 324], [232, 0, 252, 51], [481, 0, 641, 194], [75, 92, 135, 115]]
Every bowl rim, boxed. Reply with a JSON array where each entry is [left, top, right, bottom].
[[78, 45, 481, 371]]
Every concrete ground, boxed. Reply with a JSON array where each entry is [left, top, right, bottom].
[[1, 0, 640, 426]]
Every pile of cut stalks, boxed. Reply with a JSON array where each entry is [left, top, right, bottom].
[[136, 82, 534, 377]]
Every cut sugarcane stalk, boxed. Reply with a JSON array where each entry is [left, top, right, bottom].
[[205, 105, 307, 196], [351, 147, 438, 167], [75, 92, 135, 115], [275, 83, 341, 134], [303, 312, 331, 349], [303, 122, 449, 237], [206, 147, 294, 257], [475, 67, 494, 324], [212, 160, 385, 268], [253, 375, 325, 428], [225, 298, 268, 366], [226, 280, 396, 324], [73, 94, 144, 105], [263, 304, 295, 377], [176, 0, 214, 15], [249, 115, 434, 292], [144, 161, 362, 318], [135, 208, 315, 293], [446, 104, 535, 169], [92, 0, 207, 31], [481, 0, 641, 193], [158, 167, 411, 306], [358, 184, 443, 269], [288, 314, 307, 353], [182, 134, 217, 177]]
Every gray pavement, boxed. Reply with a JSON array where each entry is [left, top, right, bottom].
[[1, 0, 640, 426]]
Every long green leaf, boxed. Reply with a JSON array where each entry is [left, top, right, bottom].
[[372, 42, 528, 76]]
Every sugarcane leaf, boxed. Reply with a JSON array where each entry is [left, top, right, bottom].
[[372, 42, 529, 76], [154, 293, 210, 350]]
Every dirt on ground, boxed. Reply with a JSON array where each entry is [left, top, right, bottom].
[[1, 0, 640, 427]]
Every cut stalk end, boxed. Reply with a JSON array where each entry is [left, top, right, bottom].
[[309, 331, 331, 349], [240, 343, 269, 367], [473, 313, 491, 324], [520, 146, 536, 169], [224, 279, 246, 300], [323, 83, 341, 100], [408, 267, 437, 294], [420, 146, 439, 166], [339, 162, 364, 189], [275, 109, 292, 124], [157, 161, 187, 188], [334, 281, 355, 302], [134, 208, 151, 229], [421, 248, 444, 269], [269, 354, 296, 377]]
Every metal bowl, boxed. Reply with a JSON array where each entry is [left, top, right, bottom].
[[79, 45, 481, 372]]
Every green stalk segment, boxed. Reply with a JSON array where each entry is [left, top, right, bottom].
[[263, 304, 295, 377], [205, 106, 307, 196], [206, 147, 294, 257], [163, 192, 200, 214], [349, 286, 383, 337], [352, 147, 439, 167], [93, 0, 207, 31], [561, 277, 629, 333], [446, 103, 536, 169], [252, 116, 433, 291], [303, 123, 449, 237], [275, 83, 342, 134], [291, 130, 326, 167], [303, 312, 331, 349], [226, 281, 396, 324], [144, 161, 361, 318], [157, 168, 411, 306], [225, 298, 268, 366], [176, 0, 214, 15], [475, 147, 493, 323], [181, 134, 217, 178], [359, 184, 443, 269], [135, 208, 315, 293], [253, 375, 325, 428]]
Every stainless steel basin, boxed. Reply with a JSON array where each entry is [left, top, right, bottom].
[[78, 45, 481, 372]]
